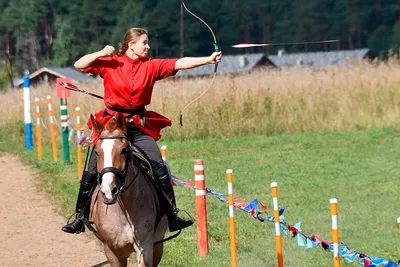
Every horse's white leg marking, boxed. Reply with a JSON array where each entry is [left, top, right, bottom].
[[101, 139, 115, 199]]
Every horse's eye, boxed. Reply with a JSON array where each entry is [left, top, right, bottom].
[[121, 148, 128, 155]]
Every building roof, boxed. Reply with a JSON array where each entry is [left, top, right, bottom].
[[268, 48, 370, 70], [13, 67, 95, 87], [175, 53, 275, 77]]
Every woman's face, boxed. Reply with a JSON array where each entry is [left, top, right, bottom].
[[129, 34, 150, 58]]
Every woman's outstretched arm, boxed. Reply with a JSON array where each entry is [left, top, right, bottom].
[[174, 51, 222, 70]]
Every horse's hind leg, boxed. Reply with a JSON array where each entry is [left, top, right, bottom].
[[103, 244, 127, 267]]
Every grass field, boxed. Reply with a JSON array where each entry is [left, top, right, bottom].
[[2, 61, 400, 266], [2, 123, 400, 266]]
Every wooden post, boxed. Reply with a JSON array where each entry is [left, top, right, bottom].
[[330, 198, 340, 267], [227, 169, 237, 267], [195, 159, 208, 257], [271, 182, 283, 267]]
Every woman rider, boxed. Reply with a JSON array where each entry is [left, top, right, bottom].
[[61, 28, 222, 234]]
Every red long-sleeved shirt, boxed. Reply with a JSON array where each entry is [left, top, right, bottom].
[[84, 54, 178, 141]]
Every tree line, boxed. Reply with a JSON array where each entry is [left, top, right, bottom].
[[0, 0, 399, 90]]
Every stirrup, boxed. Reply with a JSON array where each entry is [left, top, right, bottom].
[[167, 209, 194, 232]]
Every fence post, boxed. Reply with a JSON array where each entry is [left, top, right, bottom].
[[161, 145, 167, 161], [330, 198, 340, 267], [24, 75, 32, 150], [227, 169, 237, 267], [397, 217, 400, 236], [35, 98, 42, 160], [47, 96, 58, 161], [60, 98, 70, 164], [76, 107, 82, 179], [194, 159, 208, 257], [271, 182, 284, 267]]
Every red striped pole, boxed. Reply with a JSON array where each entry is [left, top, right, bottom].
[[194, 159, 208, 257], [271, 182, 284, 267], [330, 198, 340, 267], [161, 145, 167, 161], [47, 96, 58, 161], [35, 98, 42, 160], [227, 169, 237, 267]]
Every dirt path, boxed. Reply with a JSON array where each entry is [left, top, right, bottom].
[[0, 155, 108, 267]]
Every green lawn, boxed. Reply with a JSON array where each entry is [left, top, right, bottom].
[[2, 124, 400, 266]]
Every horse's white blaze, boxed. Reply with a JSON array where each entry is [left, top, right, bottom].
[[101, 139, 115, 199]]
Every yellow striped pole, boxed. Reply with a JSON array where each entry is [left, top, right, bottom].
[[397, 217, 400, 236], [271, 182, 284, 267], [76, 107, 82, 180], [227, 169, 237, 267], [161, 145, 167, 161], [47, 96, 58, 161], [330, 198, 340, 267], [35, 98, 42, 160]]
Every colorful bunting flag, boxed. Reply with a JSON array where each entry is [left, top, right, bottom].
[[170, 175, 399, 267]]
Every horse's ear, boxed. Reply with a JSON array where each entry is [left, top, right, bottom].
[[90, 114, 104, 134], [116, 113, 127, 133]]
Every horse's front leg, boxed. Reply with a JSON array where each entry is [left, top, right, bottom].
[[153, 243, 164, 267], [104, 244, 127, 267], [136, 242, 154, 267]]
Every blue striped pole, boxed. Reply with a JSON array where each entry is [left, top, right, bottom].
[[23, 75, 32, 150]]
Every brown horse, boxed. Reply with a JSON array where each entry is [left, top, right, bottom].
[[89, 113, 168, 267]]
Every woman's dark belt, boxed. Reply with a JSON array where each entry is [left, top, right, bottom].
[[105, 106, 146, 126]]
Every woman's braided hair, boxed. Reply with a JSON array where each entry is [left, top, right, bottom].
[[117, 28, 148, 56]]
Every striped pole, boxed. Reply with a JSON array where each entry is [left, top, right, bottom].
[[227, 169, 237, 267], [161, 145, 167, 161], [271, 182, 284, 267], [194, 159, 208, 257], [330, 198, 340, 267], [60, 98, 70, 164], [47, 96, 58, 161], [397, 217, 400, 236], [23, 75, 32, 150], [76, 107, 83, 180], [35, 98, 43, 160]]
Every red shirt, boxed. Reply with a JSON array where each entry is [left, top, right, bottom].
[[84, 54, 178, 141]]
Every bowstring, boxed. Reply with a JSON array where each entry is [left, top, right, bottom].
[[179, 0, 219, 126]]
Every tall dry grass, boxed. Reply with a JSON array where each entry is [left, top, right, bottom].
[[2, 60, 400, 140]]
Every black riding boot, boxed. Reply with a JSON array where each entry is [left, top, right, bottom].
[[61, 170, 97, 234], [154, 164, 194, 232]]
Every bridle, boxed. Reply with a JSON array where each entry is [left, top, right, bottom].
[[97, 135, 136, 205]]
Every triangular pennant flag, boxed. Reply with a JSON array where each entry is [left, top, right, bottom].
[[306, 237, 313, 250], [258, 200, 268, 215], [243, 199, 258, 212], [361, 257, 373, 266], [368, 257, 387, 266], [297, 234, 305, 247], [345, 251, 358, 262]]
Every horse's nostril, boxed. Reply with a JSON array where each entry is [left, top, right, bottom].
[[111, 186, 118, 195]]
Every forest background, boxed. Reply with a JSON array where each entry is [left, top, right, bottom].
[[0, 0, 399, 91]]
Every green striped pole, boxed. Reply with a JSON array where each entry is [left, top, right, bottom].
[[60, 97, 70, 164]]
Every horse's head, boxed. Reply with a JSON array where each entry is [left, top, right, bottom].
[[91, 113, 129, 205]]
